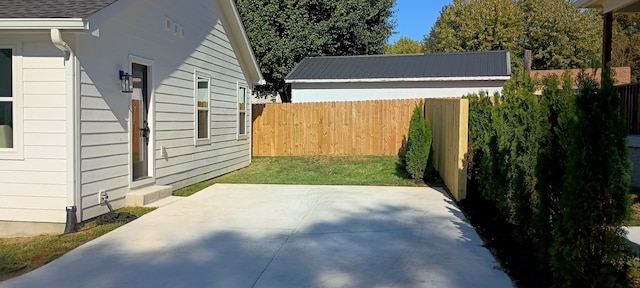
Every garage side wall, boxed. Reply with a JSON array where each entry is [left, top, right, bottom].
[[290, 81, 505, 103]]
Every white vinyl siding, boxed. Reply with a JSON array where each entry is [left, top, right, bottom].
[[74, 0, 252, 220], [0, 36, 68, 224]]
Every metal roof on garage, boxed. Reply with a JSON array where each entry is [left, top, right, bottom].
[[285, 50, 511, 83]]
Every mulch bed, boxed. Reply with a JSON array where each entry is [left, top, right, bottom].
[[96, 212, 138, 225]]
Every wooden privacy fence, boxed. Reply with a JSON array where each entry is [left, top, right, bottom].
[[252, 99, 422, 156], [425, 99, 469, 200], [252, 98, 470, 201], [619, 82, 640, 134]]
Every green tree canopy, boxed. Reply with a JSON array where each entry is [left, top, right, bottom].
[[425, 0, 524, 54], [385, 37, 423, 54], [613, 13, 640, 82], [424, 0, 603, 71], [235, 0, 395, 102], [519, 0, 601, 70]]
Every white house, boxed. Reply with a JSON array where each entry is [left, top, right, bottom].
[[0, 0, 264, 237], [285, 51, 511, 103]]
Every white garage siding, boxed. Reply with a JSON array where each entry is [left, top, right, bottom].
[[290, 81, 506, 103], [75, 0, 251, 221], [0, 34, 69, 225]]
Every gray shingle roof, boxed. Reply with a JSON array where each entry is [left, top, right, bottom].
[[0, 0, 119, 18], [285, 51, 511, 82]]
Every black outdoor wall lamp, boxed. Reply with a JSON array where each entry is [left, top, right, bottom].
[[119, 70, 133, 93]]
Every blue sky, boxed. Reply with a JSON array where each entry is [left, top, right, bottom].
[[388, 0, 452, 44]]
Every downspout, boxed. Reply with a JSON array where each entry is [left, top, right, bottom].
[[51, 28, 79, 234]]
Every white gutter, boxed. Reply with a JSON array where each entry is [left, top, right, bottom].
[[50, 29, 81, 221], [51, 28, 73, 52], [285, 76, 512, 84], [0, 18, 86, 30]]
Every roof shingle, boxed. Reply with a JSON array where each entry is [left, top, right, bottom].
[[285, 51, 511, 81], [0, 0, 119, 18]]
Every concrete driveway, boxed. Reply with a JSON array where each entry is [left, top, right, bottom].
[[1, 184, 513, 288]]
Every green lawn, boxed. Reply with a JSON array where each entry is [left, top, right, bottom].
[[624, 188, 640, 226], [174, 156, 441, 197]]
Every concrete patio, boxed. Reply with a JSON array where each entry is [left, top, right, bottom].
[[1, 184, 513, 288]]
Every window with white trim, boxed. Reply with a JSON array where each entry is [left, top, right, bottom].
[[195, 72, 211, 143], [237, 85, 247, 137], [0, 48, 13, 149]]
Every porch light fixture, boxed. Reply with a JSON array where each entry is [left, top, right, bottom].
[[119, 70, 133, 93]]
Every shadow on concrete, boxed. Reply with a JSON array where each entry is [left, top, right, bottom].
[[2, 186, 512, 288]]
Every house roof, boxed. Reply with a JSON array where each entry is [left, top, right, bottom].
[[574, 0, 640, 13], [0, 0, 118, 18], [285, 51, 511, 84], [0, 0, 264, 85], [530, 67, 631, 87]]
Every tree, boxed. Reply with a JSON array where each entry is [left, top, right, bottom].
[[405, 103, 432, 180], [533, 73, 575, 276], [425, 0, 524, 54], [613, 13, 640, 82], [519, 0, 601, 70], [425, 0, 603, 71], [551, 68, 632, 287], [235, 0, 395, 102], [385, 37, 423, 54]]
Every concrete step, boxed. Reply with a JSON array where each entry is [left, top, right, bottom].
[[125, 185, 173, 207], [144, 196, 182, 208]]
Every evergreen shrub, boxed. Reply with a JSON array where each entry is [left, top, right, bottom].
[[405, 102, 432, 180]]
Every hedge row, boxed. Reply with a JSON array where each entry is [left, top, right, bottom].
[[467, 68, 632, 287]]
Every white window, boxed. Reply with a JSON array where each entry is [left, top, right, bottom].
[[0, 45, 22, 159], [237, 84, 248, 138], [0, 48, 13, 149], [195, 72, 211, 144]]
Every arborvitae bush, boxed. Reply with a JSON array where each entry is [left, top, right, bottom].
[[469, 79, 543, 228], [467, 91, 491, 199], [468, 69, 632, 286], [533, 73, 575, 275], [467, 91, 500, 204], [494, 78, 542, 232], [405, 102, 432, 180], [551, 68, 632, 287]]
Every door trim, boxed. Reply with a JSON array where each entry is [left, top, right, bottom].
[[128, 55, 155, 189]]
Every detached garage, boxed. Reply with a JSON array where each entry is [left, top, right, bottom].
[[285, 50, 512, 103]]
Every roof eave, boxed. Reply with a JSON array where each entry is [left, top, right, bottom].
[[285, 76, 511, 84], [574, 0, 640, 12], [0, 18, 86, 30], [216, 0, 265, 86]]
